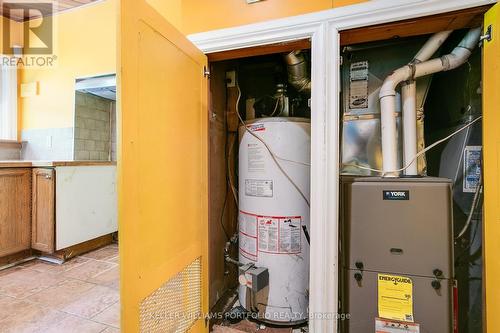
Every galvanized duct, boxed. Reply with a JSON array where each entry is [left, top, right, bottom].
[[284, 50, 311, 94]]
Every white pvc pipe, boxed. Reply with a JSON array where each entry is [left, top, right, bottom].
[[402, 30, 452, 176], [413, 31, 453, 63], [380, 96, 399, 176], [402, 82, 418, 175], [379, 28, 481, 176]]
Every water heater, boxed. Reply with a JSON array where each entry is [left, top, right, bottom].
[[238, 117, 310, 324]]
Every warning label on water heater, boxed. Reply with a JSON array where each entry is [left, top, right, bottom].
[[258, 217, 279, 253], [239, 212, 258, 261], [239, 211, 302, 258], [245, 179, 273, 197], [258, 215, 302, 254], [247, 144, 266, 173]]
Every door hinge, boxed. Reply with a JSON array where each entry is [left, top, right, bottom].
[[203, 66, 211, 79], [480, 25, 493, 46], [340, 55, 343, 66]]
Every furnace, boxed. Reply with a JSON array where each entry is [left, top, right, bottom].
[[340, 177, 453, 332]]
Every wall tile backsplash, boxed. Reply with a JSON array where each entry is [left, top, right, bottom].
[[21, 127, 74, 160]]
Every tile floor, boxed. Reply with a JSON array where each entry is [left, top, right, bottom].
[[0, 244, 120, 333]]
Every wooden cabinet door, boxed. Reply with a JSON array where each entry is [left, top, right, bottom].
[[119, 0, 208, 331], [31, 168, 55, 253], [0, 168, 31, 257]]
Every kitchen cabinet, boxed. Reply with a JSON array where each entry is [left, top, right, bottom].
[[31, 168, 55, 253], [55, 165, 117, 250], [31, 165, 117, 253], [0, 162, 116, 261], [0, 168, 31, 257]]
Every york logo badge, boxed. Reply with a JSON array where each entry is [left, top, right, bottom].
[[2, 1, 54, 55], [383, 190, 410, 201]]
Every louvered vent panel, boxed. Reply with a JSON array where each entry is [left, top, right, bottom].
[[139, 257, 202, 332]]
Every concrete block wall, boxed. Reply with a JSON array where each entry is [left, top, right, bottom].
[[74, 92, 113, 161], [110, 101, 117, 161]]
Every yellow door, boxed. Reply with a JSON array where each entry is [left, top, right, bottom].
[[118, 0, 208, 332], [483, 4, 500, 332]]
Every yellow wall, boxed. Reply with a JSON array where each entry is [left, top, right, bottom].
[[146, 0, 183, 30], [20, 0, 117, 130], [18, 0, 366, 131], [181, 0, 367, 34]]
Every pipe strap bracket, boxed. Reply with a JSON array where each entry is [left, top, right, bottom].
[[408, 63, 417, 81], [440, 55, 451, 71]]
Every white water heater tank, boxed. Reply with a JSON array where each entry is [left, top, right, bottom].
[[238, 117, 310, 324]]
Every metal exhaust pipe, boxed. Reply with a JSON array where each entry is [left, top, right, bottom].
[[284, 50, 311, 94]]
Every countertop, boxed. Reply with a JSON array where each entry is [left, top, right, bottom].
[[0, 160, 117, 168]]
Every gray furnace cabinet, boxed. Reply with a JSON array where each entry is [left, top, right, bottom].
[[340, 177, 454, 333]]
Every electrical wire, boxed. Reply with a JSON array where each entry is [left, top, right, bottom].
[[236, 84, 310, 207], [227, 134, 238, 205], [226, 88, 241, 207], [455, 192, 483, 265], [269, 95, 282, 117], [219, 109, 231, 241], [342, 116, 483, 176], [456, 171, 483, 239]]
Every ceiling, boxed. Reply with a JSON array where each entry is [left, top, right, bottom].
[[1, 0, 100, 22], [340, 5, 489, 46]]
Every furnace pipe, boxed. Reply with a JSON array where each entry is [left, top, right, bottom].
[[401, 82, 419, 175], [380, 28, 481, 177], [413, 31, 453, 63], [284, 50, 311, 94], [402, 30, 453, 176]]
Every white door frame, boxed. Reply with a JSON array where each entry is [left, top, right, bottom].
[[188, 0, 495, 331]]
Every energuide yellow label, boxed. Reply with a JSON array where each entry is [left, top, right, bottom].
[[378, 274, 414, 322]]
